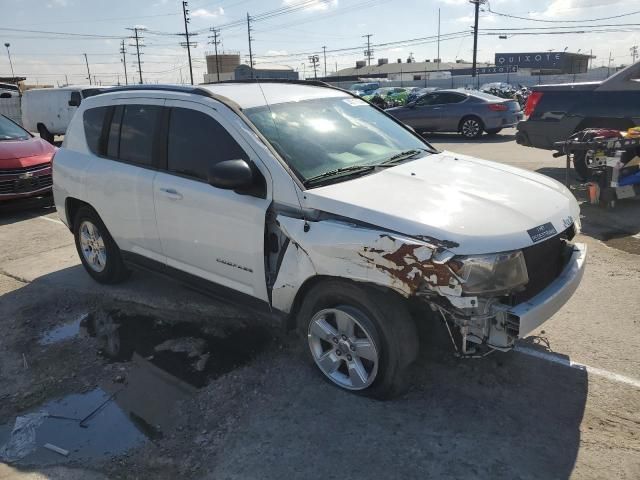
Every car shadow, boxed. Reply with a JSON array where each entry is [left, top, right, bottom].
[[0, 265, 588, 479], [536, 166, 640, 255], [206, 320, 587, 480], [0, 195, 55, 226], [422, 131, 517, 145]]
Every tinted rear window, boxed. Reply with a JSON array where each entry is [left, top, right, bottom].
[[83, 107, 109, 155], [119, 105, 162, 166]]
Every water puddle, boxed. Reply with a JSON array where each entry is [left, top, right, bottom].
[[2, 309, 270, 466], [39, 314, 89, 345]]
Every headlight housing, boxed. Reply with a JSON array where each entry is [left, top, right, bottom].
[[453, 250, 529, 296]]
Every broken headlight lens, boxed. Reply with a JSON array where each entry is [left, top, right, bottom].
[[454, 250, 529, 296]]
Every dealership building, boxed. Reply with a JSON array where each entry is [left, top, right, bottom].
[[328, 51, 592, 82], [494, 51, 592, 75]]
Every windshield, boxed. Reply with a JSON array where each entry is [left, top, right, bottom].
[[244, 96, 431, 185], [0, 115, 30, 141]]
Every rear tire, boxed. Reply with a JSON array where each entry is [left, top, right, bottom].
[[73, 206, 129, 284], [573, 151, 591, 181], [459, 116, 484, 139], [297, 279, 418, 399]]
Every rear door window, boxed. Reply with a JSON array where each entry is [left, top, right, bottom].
[[166, 107, 247, 181], [83, 106, 109, 155], [118, 104, 162, 166]]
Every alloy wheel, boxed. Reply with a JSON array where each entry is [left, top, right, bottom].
[[308, 307, 379, 390], [79, 220, 107, 273], [462, 119, 481, 138]]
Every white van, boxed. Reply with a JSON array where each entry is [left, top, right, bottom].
[[22, 86, 106, 143]]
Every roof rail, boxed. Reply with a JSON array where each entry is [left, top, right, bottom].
[[212, 78, 331, 88], [96, 84, 213, 97]]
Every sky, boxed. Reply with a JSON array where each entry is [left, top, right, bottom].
[[1, 0, 639, 86]]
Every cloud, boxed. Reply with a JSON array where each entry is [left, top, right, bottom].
[[46, 0, 68, 7], [266, 50, 289, 55], [282, 0, 338, 11], [535, 0, 626, 17], [191, 7, 224, 19]]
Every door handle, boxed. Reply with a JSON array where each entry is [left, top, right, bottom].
[[159, 187, 183, 200]]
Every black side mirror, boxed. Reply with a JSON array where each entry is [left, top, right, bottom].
[[208, 159, 254, 190], [68, 92, 81, 107]]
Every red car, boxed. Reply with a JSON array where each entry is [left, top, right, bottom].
[[0, 114, 56, 201]]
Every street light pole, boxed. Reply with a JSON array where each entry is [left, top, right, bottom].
[[4, 43, 16, 83]]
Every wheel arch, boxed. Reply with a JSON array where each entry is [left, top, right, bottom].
[[285, 274, 411, 331], [65, 197, 94, 231]]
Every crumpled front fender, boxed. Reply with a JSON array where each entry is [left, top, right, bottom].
[[271, 216, 458, 313]]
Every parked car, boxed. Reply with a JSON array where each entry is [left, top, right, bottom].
[[363, 87, 409, 107], [0, 114, 56, 201], [348, 82, 379, 96], [516, 61, 640, 178], [387, 89, 523, 138], [53, 83, 586, 398], [407, 87, 438, 103], [22, 86, 107, 143]]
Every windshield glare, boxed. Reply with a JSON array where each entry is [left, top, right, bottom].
[[245, 96, 430, 184], [0, 115, 30, 141]]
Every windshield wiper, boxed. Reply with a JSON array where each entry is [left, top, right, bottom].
[[304, 164, 379, 187], [380, 149, 427, 165]]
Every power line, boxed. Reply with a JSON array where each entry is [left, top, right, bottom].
[[486, 6, 640, 24]]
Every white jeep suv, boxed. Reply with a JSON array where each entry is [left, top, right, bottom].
[[53, 82, 586, 398]]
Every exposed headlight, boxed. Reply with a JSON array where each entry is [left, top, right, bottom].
[[454, 250, 529, 296]]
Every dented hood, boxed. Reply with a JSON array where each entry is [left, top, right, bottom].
[[303, 151, 579, 255]]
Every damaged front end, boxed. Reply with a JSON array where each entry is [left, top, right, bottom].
[[269, 213, 586, 357]]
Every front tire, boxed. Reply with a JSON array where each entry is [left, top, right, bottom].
[[297, 280, 418, 399], [73, 206, 129, 284], [460, 116, 484, 139]]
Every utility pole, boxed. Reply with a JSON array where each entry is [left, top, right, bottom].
[[632, 45, 639, 64], [120, 39, 128, 86], [127, 27, 145, 84], [309, 55, 319, 80], [64, 74, 68, 86], [363, 34, 373, 66], [181, 1, 194, 85], [4, 43, 15, 83], [322, 46, 327, 78], [608, 51, 613, 76], [208, 27, 221, 82], [471, 0, 484, 85], [247, 13, 254, 78], [437, 8, 441, 71], [83, 53, 92, 85]]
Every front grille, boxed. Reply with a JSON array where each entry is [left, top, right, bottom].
[[0, 173, 52, 195], [509, 226, 575, 305], [0, 164, 50, 176]]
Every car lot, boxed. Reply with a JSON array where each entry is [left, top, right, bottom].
[[0, 128, 639, 479]]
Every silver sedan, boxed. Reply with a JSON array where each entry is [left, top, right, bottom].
[[387, 89, 523, 139]]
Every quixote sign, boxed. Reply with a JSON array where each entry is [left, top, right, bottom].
[[495, 52, 566, 69]]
